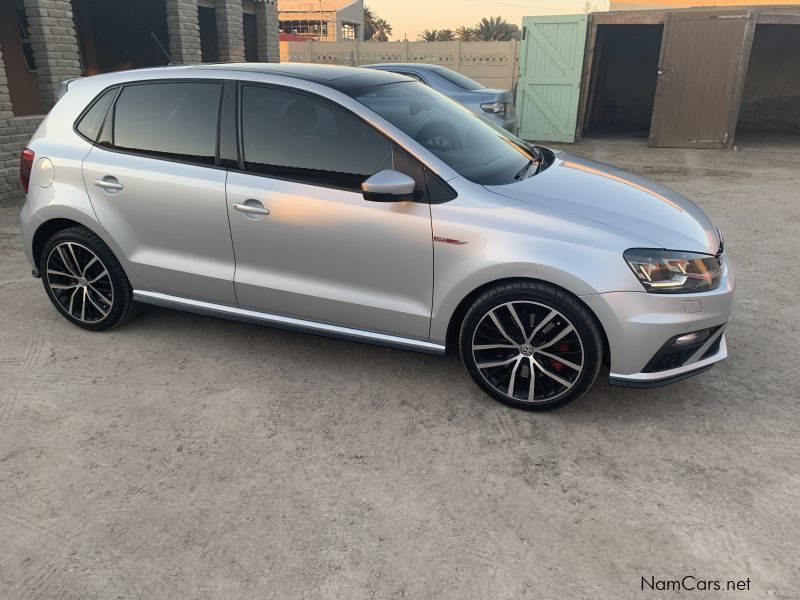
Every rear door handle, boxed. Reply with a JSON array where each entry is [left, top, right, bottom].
[[94, 177, 123, 191], [233, 202, 270, 217]]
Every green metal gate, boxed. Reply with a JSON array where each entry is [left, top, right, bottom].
[[516, 15, 588, 143]]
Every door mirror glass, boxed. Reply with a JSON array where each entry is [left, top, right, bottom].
[[361, 169, 416, 202]]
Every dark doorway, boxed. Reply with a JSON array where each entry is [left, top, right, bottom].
[[244, 12, 258, 61], [199, 6, 219, 62], [736, 24, 800, 142], [585, 24, 663, 137], [73, 0, 169, 75]]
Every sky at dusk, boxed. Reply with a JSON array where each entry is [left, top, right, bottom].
[[365, 0, 611, 40]]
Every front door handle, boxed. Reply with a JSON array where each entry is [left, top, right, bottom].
[[94, 176, 123, 192], [233, 201, 270, 217]]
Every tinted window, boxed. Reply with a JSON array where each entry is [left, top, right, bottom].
[[350, 82, 533, 185], [112, 82, 221, 164], [241, 85, 393, 190], [434, 68, 484, 91], [76, 87, 117, 141]]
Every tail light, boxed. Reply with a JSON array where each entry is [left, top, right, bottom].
[[480, 101, 507, 117], [20, 148, 35, 194]]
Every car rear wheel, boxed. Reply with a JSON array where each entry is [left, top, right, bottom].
[[459, 281, 603, 410], [40, 226, 141, 331]]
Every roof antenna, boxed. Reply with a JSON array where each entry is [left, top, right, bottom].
[[151, 32, 179, 65]]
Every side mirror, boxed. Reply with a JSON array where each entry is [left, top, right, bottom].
[[362, 169, 416, 202]]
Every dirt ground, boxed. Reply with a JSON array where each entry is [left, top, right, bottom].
[[1, 135, 798, 599]]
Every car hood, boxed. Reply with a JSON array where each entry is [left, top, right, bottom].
[[486, 151, 720, 253]]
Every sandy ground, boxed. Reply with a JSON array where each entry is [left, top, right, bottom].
[[1, 135, 798, 599]]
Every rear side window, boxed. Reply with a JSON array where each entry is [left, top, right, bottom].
[[240, 85, 393, 190], [111, 82, 222, 164], [394, 71, 428, 85], [75, 87, 117, 142], [434, 68, 484, 91]]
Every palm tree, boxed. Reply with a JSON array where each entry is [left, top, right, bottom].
[[474, 16, 519, 41], [363, 5, 378, 40], [374, 18, 393, 42], [455, 26, 476, 41], [438, 29, 455, 41], [418, 29, 441, 42]]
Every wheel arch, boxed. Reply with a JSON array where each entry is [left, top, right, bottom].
[[443, 277, 610, 364], [32, 218, 86, 271], [30, 215, 139, 288]]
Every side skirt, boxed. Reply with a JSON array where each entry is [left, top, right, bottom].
[[132, 290, 446, 355]]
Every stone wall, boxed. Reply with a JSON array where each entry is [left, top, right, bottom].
[[281, 39, 521, 91]]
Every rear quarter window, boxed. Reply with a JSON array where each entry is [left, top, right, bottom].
[[75, 87, 117, 142]]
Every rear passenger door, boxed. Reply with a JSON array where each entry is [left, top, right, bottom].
[[225, 84, 433, 340], [81, 80, 236, 305]]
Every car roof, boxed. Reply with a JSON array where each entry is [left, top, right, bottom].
[[98, 62, 413, 92]]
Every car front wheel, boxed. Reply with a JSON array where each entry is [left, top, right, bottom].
[[459, 281, 603, 410]]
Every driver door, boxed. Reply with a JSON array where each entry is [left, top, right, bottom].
[[226, 84, 434, 340]]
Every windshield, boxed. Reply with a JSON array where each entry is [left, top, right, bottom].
[[349, 82, 535, 185], [434, 68, 485, 90]]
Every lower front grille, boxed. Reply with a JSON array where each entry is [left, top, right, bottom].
[[643, 326, 723, 373], [701, 336, 722, 360]]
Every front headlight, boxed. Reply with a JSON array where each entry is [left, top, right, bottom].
[[624, 248, 722, 293]]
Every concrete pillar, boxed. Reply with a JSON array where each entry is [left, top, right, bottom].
[[22, 0, 82, 111], [216, 0, 245, 62], [166, 0, 202, 63], [254, 0, 279, 63]]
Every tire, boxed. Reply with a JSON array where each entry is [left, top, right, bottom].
[[459, 281, 603, 411], [40, 226, 141, 331]]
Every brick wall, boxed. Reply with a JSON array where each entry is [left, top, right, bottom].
[[255, 0, 279, 63], [216, 0, 245, 62], [167, 0, 203, 63], [22, 0, 82, 111], [0, 45, 43, 205], [0, 116, 43, 204]]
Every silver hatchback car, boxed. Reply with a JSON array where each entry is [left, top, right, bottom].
[[19, 64, 734, 410]]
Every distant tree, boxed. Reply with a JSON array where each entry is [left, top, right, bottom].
[[363, 5, 378, 40], [374, 18, 393, 42], [455, 26, 476, 41], [418, 29, 441, 42], [582, 1, 600, 12], [438, 29, 455, 41], [474, 16, 519, 41]]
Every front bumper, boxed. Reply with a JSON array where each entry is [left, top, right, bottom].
[[608, 332, 727, 388], [581, 255, 734, 387]]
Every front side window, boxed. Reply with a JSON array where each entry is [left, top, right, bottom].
[[241, 85, 393, 190], [111, 82, 222, 164], [349, 81, 533, 185]]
